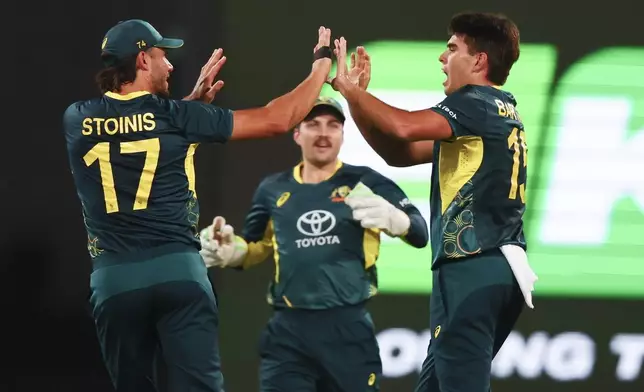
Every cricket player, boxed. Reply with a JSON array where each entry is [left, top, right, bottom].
[[199, 97, 429, 392], [62, 19, 334, 392], [329, 12, 538, 392]]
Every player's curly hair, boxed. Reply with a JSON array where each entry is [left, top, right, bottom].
[[95, 54, 138, 94], [448, 12, 520, 86]]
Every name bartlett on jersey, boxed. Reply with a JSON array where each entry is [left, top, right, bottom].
[[494, 98, 521, 121], [81, 112, 157, 136]]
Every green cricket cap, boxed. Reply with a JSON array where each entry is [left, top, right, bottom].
[[309, 96, 346, 122], [100, 19, 184, 63]]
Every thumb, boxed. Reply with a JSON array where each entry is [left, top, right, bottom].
[[357, 70, 366, 82], [220, 225, 234, 244]]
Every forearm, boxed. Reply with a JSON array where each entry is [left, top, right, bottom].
[[228, 235, 250, 265], [343, 85, 411, 140], [349, 104, 417, 167], [401, 213, 429, 249], [239, 237, 273, 269], [266, 62, 330, 130], [350, 103, 435, 166], [230, 62, 330, 140]]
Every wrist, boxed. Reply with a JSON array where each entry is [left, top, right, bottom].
[[312, 58, 332, 74], [225, 236, 249, 268], [338, 79, 359, 101]]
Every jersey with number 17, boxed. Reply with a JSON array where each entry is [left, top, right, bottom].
[[428, 85, 527, 267], [63, 91, 233, 259]]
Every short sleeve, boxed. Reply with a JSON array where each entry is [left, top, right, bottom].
[[429, 86, 488, 138], [62, 102, 81, 136], [171, 100, 233, 143]]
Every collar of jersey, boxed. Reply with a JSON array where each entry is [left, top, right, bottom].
[[105, 91, 151, 101], [293, 160, 343, 184]]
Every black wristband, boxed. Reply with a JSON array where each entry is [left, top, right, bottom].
[[313, 46, 332, 62]]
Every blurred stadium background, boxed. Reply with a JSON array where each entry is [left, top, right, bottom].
[[2, 0, 643, 391]]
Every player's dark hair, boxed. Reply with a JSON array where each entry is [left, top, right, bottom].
[[95, 54, 138, 94], [448, 12, 520, 85]]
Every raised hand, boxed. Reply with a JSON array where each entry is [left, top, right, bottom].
[[199, 216, 248, 268], [313, 26, 333, 72], [185, 48, 227, 103], [199, 216, 223, 267], [329, 37, 368, 92], [351, 46, 371, 90]]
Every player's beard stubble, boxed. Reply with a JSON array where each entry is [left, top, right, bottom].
[[149, 67, 171, 98], [154, 75, 171, 98]]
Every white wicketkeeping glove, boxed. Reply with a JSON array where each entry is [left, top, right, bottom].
[[345, 182, 410, 237], [199, 216, 248, 268]]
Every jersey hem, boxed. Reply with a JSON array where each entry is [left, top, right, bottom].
[[431, 241, 526, 270], [271, 299, 370, 311], [92, 242, 198, 271]]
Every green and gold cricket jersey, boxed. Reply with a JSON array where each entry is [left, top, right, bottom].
[[429, 85, 527, 267], [63, 91, 233, 262], [240, 161, 428, 310]]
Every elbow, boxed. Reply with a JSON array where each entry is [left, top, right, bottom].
[[407, 231, 429, 249], [417, 233, 429, 249], [411, 235, 429, 249], [418, 222, 430, 248], [406, 216, 430, 248], [263, 107, 292, 136], [380, 148, 418, 167], [384, 156, 414, 168], [394, 122, 417, 142], [388, 111, 416, 141], [266, 119, 290, 137]]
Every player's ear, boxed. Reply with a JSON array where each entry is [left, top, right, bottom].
[[136, 51, 150, 71], [472, 51, 488, 74]]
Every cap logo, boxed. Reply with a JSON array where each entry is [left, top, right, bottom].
[[318, 97, 336, 105], [136, 40, 147, 49], [101, 37, 107, 50]]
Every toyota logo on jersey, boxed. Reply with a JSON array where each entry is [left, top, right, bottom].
[[295, 210, 340, 248]]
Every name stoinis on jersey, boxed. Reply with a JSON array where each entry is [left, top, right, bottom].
[[294, 209, 341, 249], [82, 113, 157, 136]]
